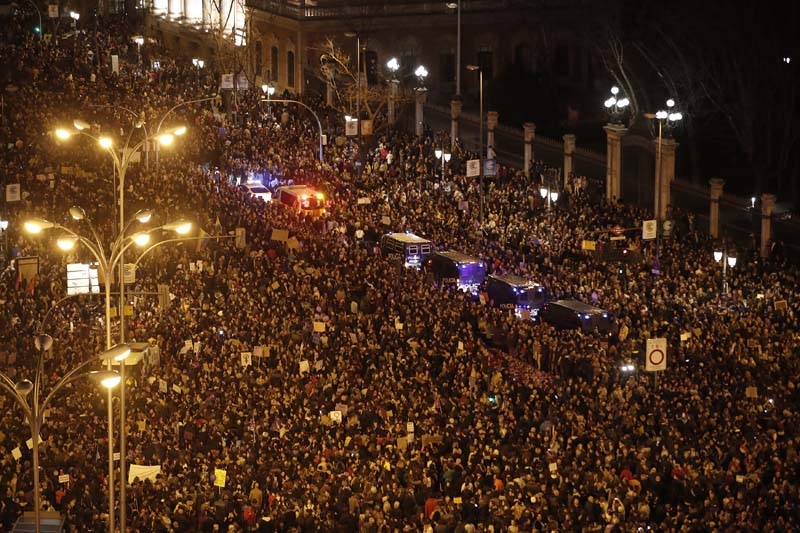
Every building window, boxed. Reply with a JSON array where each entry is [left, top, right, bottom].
[[554, 44, 569, 77], [271, 46, 279, 82], [287, 51, 295, 87], [440, 52, 455, 84], [255, 42, 263, 77], [477, 46, 492, 79], [514, 43, 532, 71]]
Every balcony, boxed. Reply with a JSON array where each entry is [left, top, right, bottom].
[[245, 0, 515, 20]]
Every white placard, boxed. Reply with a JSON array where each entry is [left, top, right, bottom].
[[129, 464, 161, 484], [6, 183, 21, 202], [466, 159, 480, 178]]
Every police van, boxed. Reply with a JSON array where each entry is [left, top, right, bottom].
[[275, 185, 326, 217], [539, 299, 617, 336], [425, 251, 486, 295], [484, 274, 548, 318], [380, 232, 433, 269]]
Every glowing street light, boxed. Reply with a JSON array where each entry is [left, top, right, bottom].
[[713, 245, 737, 296], [604, 86, 630, 124]]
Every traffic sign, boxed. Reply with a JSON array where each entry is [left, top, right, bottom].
[[612, 225, 625, 236], [642, 220, 657, 240], [645, 338, 667, 371]]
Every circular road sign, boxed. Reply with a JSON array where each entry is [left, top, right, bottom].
[[648, 348, 665, 367], [612, 225, 624, 236]]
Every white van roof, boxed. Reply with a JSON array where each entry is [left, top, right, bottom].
[[383, 232, 431, 244]]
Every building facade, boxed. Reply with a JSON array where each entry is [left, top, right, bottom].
[[146, 0, 615, 104]]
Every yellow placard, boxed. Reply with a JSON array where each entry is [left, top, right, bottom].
[[214, 468, 226, 488], [581, 240, 596, 251]]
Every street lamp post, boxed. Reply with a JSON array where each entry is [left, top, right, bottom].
[[344, 32, 364, 175], [539, 183, 559, 243], [192, 58, 205, 85], [55, 115, 187, 533], [69, 12, 79, 54], [713, 246, 737, 296], [0, 218, 8, 260], [466, 64, 484, 225], [645, 99, 682, 221], [434, 148, 451, 182], [261, 83, 275, 114], [446, 1, 461, 151], [0, 334, 126, 533], [414, 65, 428, 138], [445, 1, 461, 97], [386, 57, 399, 127], [604, 86, 629, 124], [132, 35, 144, 68], [25, 211, 192, 533]]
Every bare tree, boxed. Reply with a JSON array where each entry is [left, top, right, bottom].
[[596, 1, 799, 203], [313, 37, 414, 135]]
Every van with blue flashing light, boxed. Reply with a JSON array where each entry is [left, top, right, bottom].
[[425, 251, 486, 295], [539, 299, 617, 336], [380, 232, 433, 269], [485, 274, 548, 319]]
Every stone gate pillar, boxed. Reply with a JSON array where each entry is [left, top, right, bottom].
[[760, 193, 776, 259], [414, 89, 427, 137], [450, 98, 462, 151], [603, 124, 626, 202], [523, 122, 536, 178], [655, 137, 678, 220], [708, 178, 724, 238], [562, 134, 576, 191]]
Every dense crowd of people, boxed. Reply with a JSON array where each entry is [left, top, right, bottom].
[[1, 15, 799, 533]]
